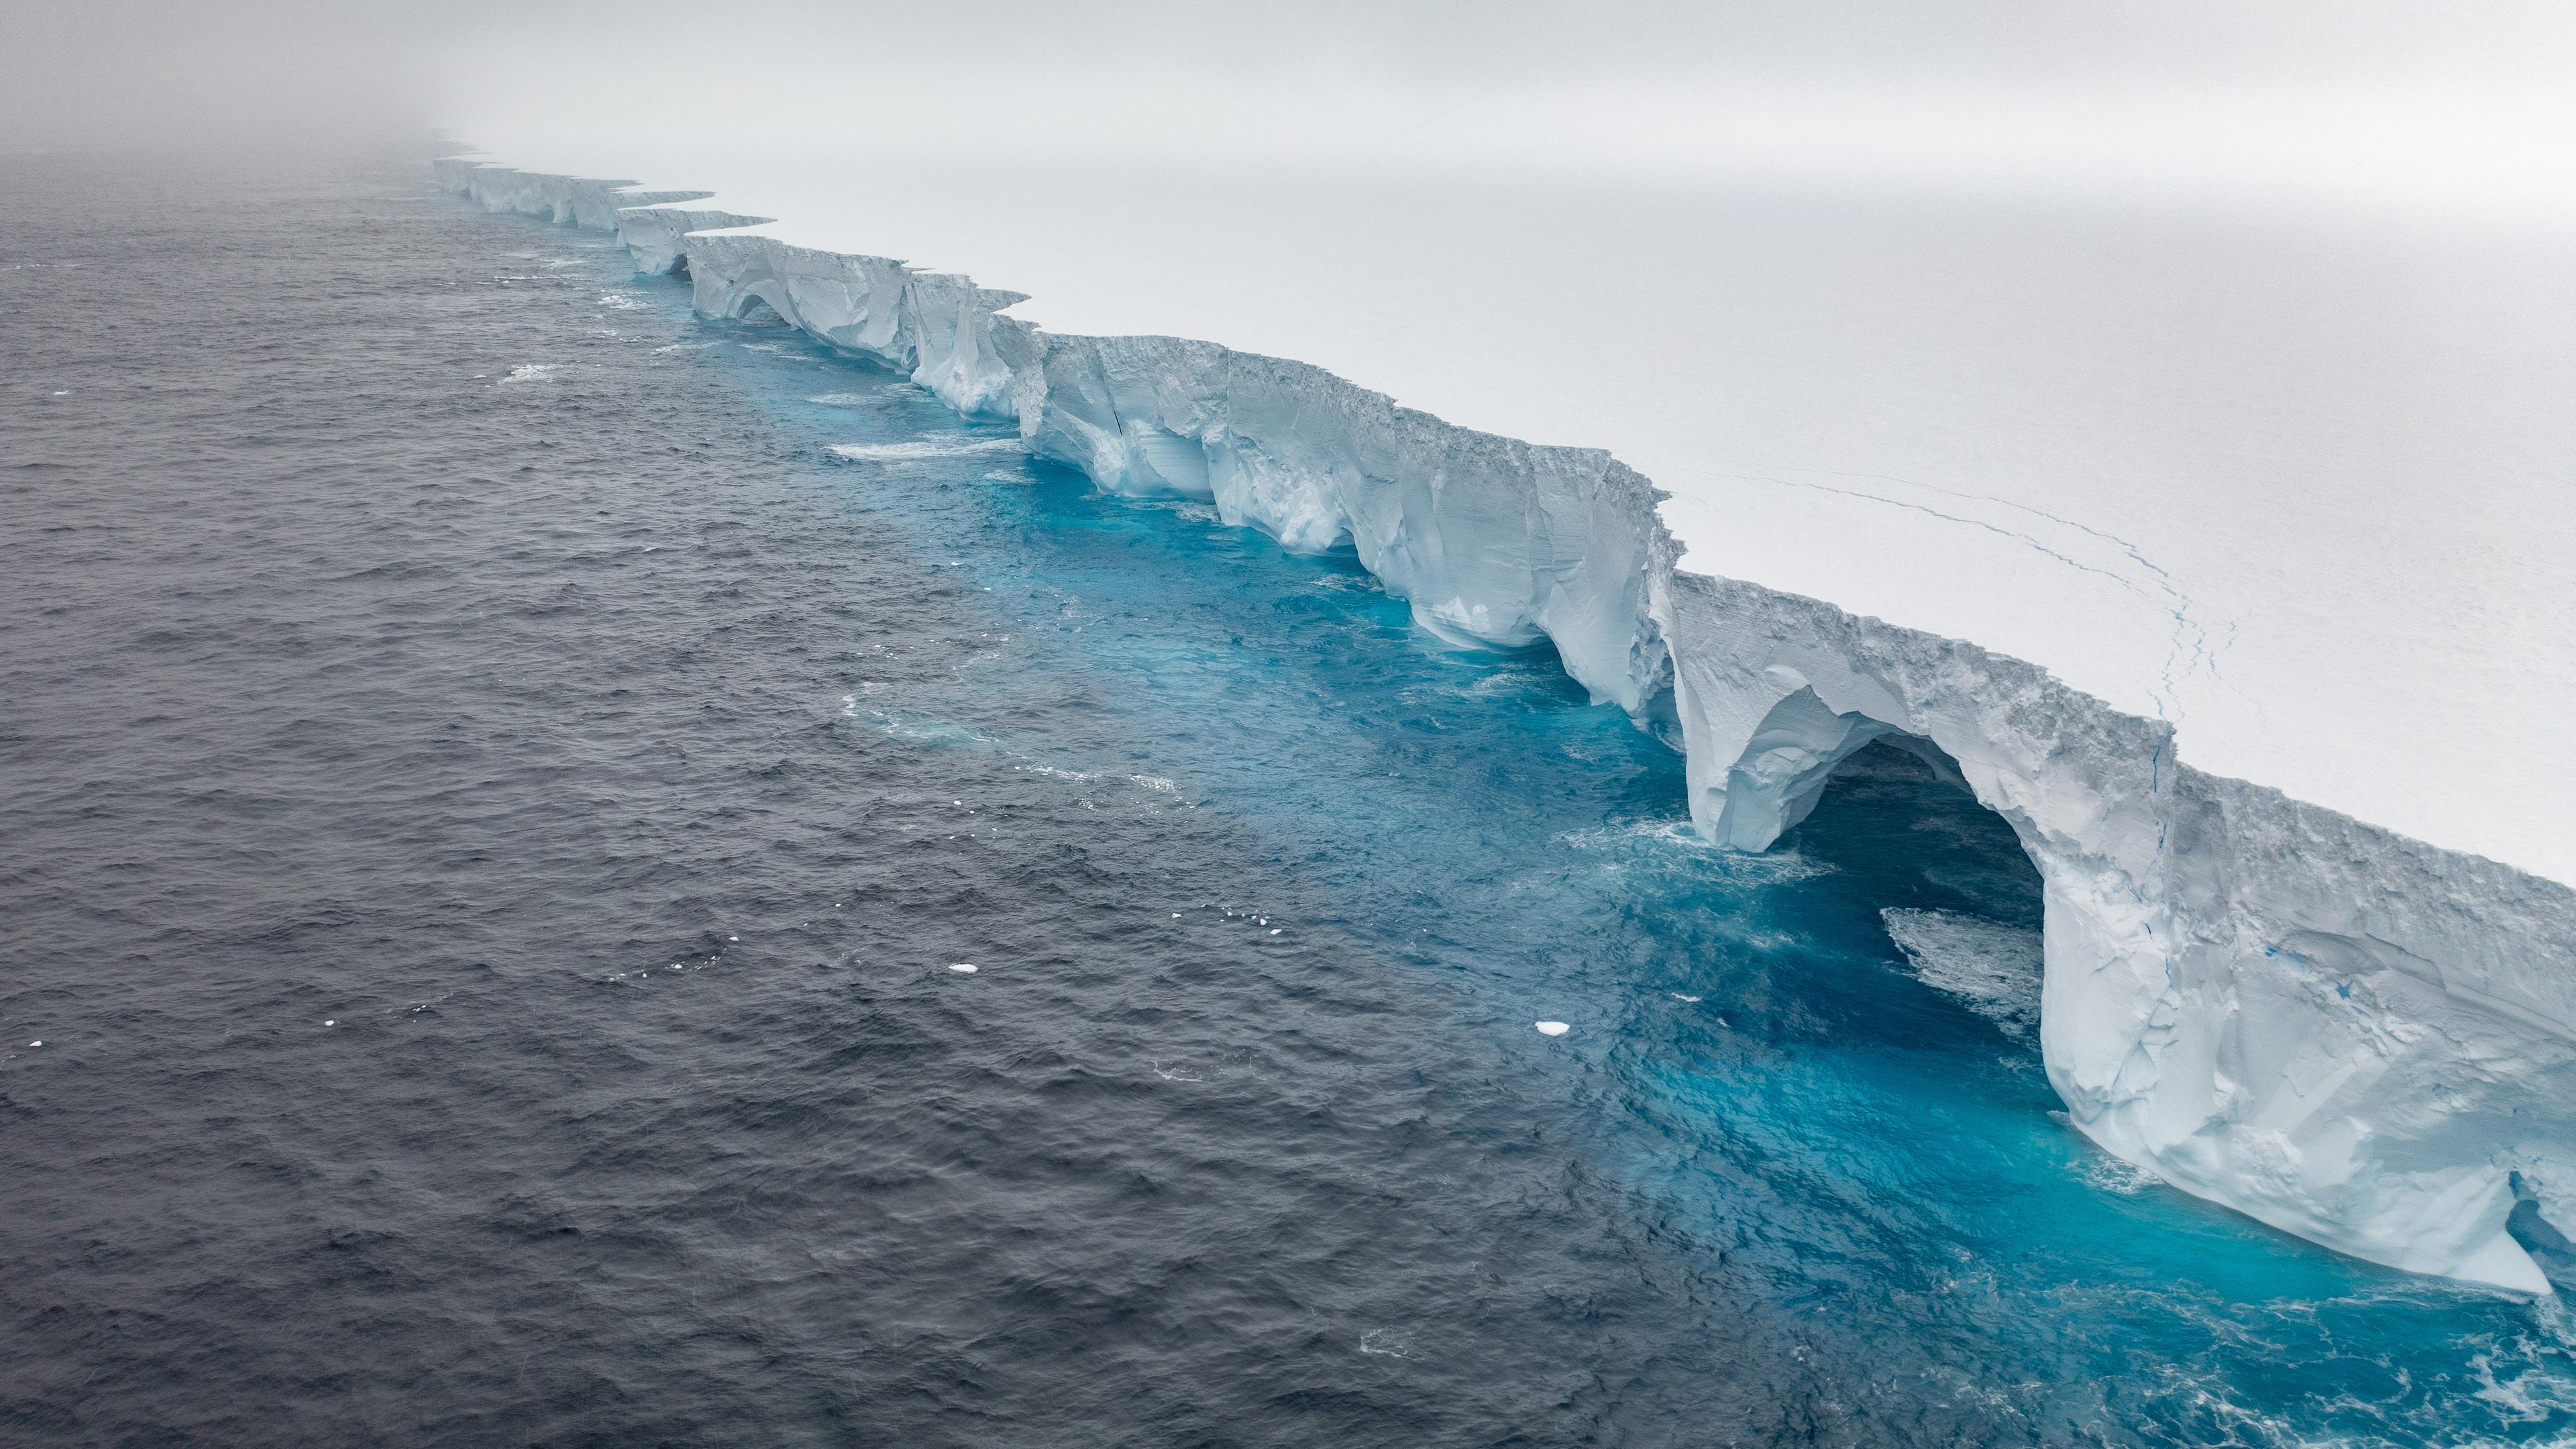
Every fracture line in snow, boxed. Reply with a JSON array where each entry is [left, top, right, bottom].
[[1680, 465, 2213, 730], [1764, 464, 2231, 734]]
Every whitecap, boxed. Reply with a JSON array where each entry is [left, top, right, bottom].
[[1358, 1328, 1415, 1358], [2078, 1152, 2165, 1196], [498, 364, 555, 383]]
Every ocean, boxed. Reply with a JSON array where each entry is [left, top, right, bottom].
[[5, 148, 2571, 1446]]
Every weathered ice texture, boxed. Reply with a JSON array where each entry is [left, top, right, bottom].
[[439, 158, 2576, 1295], [615, 203, 773, 276]]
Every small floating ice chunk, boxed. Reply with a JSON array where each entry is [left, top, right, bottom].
[[28, 1040, 41, 1047], [323, 1020, 336, 1027], [1534, 1021, 1570, 1036], [729, 936, 738, 942], [948, 963, 979, 975], [1269, 928, 1282, 935]]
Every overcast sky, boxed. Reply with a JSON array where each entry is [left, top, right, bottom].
[[12, 1, 2576, 211]]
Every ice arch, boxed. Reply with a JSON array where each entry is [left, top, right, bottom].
[[1710, 686, 1978, 852], [1662, 583, 2575, 1293], [725, 289, 789, 326]]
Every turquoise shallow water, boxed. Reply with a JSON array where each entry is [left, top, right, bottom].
[[5, 150, 2574, 1446]]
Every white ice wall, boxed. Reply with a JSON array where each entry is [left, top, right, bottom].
[[435, 156, 2576, 1295]]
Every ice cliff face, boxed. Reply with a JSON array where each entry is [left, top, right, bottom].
[[616, 203, 773, 276], [431, 156, 708, 231], [681, 234, 1026, 421], [437, 158, 2576, 1295]]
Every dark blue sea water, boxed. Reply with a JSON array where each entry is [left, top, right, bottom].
[[7, 150, 2576, 1446]]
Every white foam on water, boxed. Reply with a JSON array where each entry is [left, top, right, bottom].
[[828, 438, 1024, 463], [1358, 1328, 1415, 1358], [1882, 908, 2045, 1041], [498, 364, 555, 383]]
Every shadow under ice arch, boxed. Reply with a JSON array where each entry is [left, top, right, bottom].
[[436, 156, 2576, 1296], [1708, 685, 1979, 852]]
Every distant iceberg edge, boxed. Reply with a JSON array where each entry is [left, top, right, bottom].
[[435, 155, 2576, 1295]]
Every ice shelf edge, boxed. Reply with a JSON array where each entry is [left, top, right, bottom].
[[435, 155, 2576, 1295]]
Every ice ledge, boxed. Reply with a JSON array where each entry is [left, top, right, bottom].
[[436, 156, 2576, 1295]]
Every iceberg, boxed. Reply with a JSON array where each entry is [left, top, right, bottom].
[[433, 154, 2576, 1295]]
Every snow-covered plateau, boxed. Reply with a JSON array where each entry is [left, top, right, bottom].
[[434, 154, 2576, 1295]]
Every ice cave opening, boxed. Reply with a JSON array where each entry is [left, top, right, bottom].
[[1782, 735, 2043, 914], [1769, 733, 2051, 1038], [729, 293, 788, 326], [2509, 1173, 2576, 1291]]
